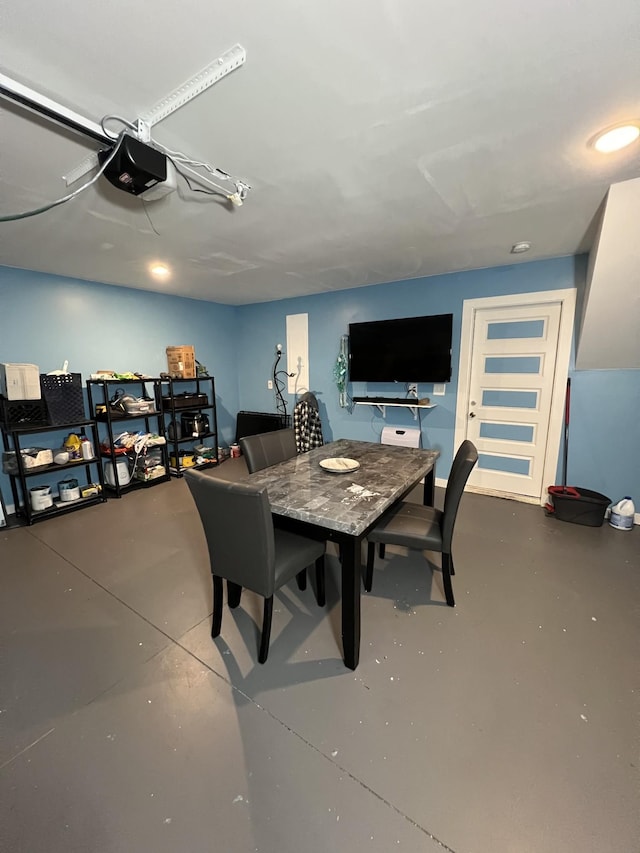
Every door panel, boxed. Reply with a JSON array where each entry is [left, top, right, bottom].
[[478, 422, 535, 442], [466, 303, 562, 498]]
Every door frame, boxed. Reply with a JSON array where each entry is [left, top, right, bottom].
[[454, 288, 576, 505]]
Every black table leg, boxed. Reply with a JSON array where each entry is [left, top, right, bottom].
[[423, 465, 436, 507], [340, 536, 361, 670]]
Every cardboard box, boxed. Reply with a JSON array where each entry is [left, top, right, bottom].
[[166, 346, 196, 379], [0, 363, 41, 400]]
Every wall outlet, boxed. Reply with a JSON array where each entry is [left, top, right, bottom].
[[433, 383, 446, 396], [408, 383, 418, 397], [267, 380, 273, 390]]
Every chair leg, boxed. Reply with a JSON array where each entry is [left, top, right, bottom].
[[227, 581, 242, 608], [442, 552, 455, 607], [378, 543, 386, 560], [450, 555, 455, 576], [259, 596, 274, 663], [364, 542, 376, 592], [211, 575, 223, 638], [315, 555, 326, 607], [296, 570, 307, 591]]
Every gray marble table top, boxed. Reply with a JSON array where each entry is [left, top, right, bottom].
[[247, 439, 439, 536]]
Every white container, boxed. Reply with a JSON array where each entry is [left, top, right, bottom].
[[104, 459, 132, 488], [81, 437, 94, 460], [609, 497, 635, 530], [381, 426, 421, 448], [0, 363, 41, 400], [58, 478, 81, 502], [30, 484, 53, 511]]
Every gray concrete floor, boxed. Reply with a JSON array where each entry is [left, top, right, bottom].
[[1, 457, 638, 853]]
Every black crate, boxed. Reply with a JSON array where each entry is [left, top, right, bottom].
[[0, 396, 49, 429], [549, 487, 611, 527], [39, 373, 86, 425]]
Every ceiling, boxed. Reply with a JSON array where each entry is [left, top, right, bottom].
[[1, 0, 639, 305]]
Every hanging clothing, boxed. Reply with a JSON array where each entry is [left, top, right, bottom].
[[293, 393, 324, 453]]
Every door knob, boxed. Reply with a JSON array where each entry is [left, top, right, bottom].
[[469, 411, 476, 418]]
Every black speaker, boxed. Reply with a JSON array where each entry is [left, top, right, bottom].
[[98, 135, 167, 196]]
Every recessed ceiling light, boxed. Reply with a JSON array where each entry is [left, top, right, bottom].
[[511, 242, 531, 254], [593, 123, 640, 153], [149, 263, 171, 279]]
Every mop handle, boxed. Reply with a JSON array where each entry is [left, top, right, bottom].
[[562, 378, 571, 489]]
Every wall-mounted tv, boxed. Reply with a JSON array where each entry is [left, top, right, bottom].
[[348, 313, 453, 383]]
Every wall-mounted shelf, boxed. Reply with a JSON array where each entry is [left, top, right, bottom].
[[353, 399, 437, 421]]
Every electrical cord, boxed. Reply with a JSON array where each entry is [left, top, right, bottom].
[[157, 142, 250, 202], [272, 348, 294, 419], [273, 349, 288, 418], [141, 197, 161, 235], [100, 115, 137, 139], [0, 130, 126, 222], [169, 159, 228, 199]]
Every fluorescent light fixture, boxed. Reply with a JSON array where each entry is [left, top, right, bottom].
[[149, 263, 171, 279], [593, 124, 640, 153]]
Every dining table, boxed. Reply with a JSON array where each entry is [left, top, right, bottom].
[[246, 438, 439, 670]]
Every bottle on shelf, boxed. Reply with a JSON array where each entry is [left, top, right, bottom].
[[63, 432, 82, 460], [80, 428, 94, 460]]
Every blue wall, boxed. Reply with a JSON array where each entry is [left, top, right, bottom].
[[236, 255, 638, 504], [1, 258, 638, 512], [0, 267, 240, 505], [567, 369, 640, 502]]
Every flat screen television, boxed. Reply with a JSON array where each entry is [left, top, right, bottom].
[[348, 313, 453, 382]]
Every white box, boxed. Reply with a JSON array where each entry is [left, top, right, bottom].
[[0, 363, 41, 400], [381, 426, 421, 448], [2, 447, 53, 474]]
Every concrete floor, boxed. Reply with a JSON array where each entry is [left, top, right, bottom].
[[1, 457, 638, 853]]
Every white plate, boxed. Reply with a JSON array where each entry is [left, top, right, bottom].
[[319, 457, 360, 473]]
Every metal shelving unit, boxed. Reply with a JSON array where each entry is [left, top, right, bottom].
[[0, 418, 106, 525], [156, 376, 218, 477], [87, 378, 171, 497]]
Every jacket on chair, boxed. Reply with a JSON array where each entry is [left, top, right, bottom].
[[293, 393, 324, 453]]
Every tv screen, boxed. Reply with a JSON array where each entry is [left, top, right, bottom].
[[348, 313, 453, 382]]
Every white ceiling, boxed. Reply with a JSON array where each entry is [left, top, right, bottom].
[[1, 0, 639, 305]]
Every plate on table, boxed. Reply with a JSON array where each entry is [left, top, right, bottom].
[[319, 457, 360, 473]]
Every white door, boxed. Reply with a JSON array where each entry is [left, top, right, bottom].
[[455, 291, 576, 503]]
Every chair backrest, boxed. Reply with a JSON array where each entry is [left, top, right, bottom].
[[239, 427, 297, 474], [184, 470, 277, 598], [441, 440, 478, 550]]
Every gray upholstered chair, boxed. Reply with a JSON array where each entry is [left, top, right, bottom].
[[184, 469, 325, 664], [239, 427, 325, 601], [239, 427, 297, 474], [364, 440, 478, 607]]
